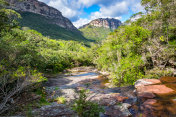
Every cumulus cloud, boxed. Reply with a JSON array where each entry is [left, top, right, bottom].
[[38, 0, 144, 27], [90, 1, 128, 20], [73, 18, 91, 28]]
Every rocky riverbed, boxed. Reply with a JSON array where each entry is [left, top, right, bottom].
[[30, 67, 176, 117]]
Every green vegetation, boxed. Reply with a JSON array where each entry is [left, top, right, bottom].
[[19, 12, 93, 44], [79, 25, 112, 42], [0, 1, 93, 114], [55, 96, 66, 104], [72, 89, 104, 117], [94, 0, 175, 86]]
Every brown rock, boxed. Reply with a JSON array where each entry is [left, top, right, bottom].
[[137, 92, 156, 99], [137, 85, 176, 98], [116, 96, 129, 102], [160, 76, 176, 83], [135, 79, 161, 88]]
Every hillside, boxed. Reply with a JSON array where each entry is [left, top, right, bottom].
[[79, 18, 121, 41], [79, 25, 112, 41], [7, 0, 91, 43], [19, 12, 91, 43]]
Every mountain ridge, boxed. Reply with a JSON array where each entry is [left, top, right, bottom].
[[6, 0, 78, 32], [80, 18, 122, 30], [79, 18, 122, 41]]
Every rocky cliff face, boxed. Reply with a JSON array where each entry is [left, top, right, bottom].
[[80, 18, 122, 30], [6, 0, 78, 31]]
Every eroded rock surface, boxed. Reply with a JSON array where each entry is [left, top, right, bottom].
[[80, 18, 122, 30], [135, 77, 176, 117], [41, 67, 135, 117], [7, 0, 78, 31]]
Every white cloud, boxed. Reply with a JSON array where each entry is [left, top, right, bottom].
[[38, 0, 144, 27], [90, 1, 128, 20], [73, 18, 91, 28]]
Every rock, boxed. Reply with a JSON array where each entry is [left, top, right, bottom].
[[140, 99, 157, 117], [137, 92, 156, 100], [115, 96, 129, 102], [32, 102, 75, 117], [124, 97, 137, 105], [135, 77, 176, 117], [134, 79, 161, 88], [95, 94, 119, 106], [160, 76, 176, 83], [6, 0, 78, 32], [80, 18, 122, 30], [114, 103, 132, 117], [105, 107, 124, 117], [137, 84, 176, 98]]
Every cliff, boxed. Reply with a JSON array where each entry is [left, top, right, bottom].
[[80, 18, 122, 30], [6, 0, 78, 31]]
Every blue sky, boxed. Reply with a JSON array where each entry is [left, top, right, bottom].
[[39, 0, 144, 28]]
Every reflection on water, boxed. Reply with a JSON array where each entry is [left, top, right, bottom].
[[72, 72, 98, 77], [97, 75, 110, 88]]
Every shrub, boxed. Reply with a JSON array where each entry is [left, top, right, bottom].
[[72, 89, 104, 117]]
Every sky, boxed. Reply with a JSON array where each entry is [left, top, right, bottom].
[[38, 0, 144, 28]]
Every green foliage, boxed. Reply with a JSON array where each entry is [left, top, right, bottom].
[[72, 89, 104, 117], [0, 28, 93, 73], [95, 26, 151, 86], [55, 96, 66, 104], [19, 12, 92, 44], [94, 0, 175, 86], [0, 9, 21, 32], [0, 7, 94, 113], [79, 25, 112, 42]]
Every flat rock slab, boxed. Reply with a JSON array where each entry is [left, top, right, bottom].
[[137, 84, 176, 97], [135, 79, 161, 88]]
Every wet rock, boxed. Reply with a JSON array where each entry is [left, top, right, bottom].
[[134, 79, 161, 88], [115, 96, 129, 103], [124, 97, 137, 105], [160, 76, 176, 83], [135, 77, 176, 117], [137, 85, 175, 98], [114, 103, 132, 117], [105, 106, 125, 117]]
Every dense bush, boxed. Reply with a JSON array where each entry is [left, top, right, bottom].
[[94, 0, 175, 86], [0, 28, 93, 73], [95, 26, 151, 86]]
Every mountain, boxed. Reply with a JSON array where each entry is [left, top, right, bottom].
[[6, 0, 91, 43], [79, 18, 122, 41], [80, 18, 122, 30]]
